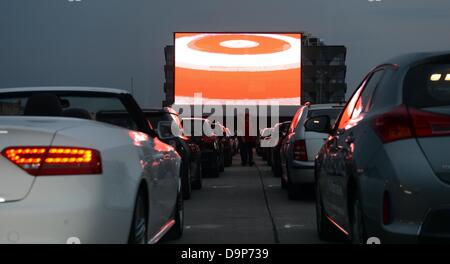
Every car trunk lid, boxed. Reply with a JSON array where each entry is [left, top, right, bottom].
[[304, 131, 328, 161], [0, 117, 83, 202]]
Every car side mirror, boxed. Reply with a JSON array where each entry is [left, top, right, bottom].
[[157, 121, 181, 139], [304, 115, 332, 134]]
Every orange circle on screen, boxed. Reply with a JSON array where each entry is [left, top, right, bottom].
[[188, 35, 291, 55]]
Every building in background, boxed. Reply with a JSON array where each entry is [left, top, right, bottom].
[[302, 33, 347, 104]]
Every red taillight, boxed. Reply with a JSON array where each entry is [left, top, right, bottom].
[[409, 108, 450, 137], [383, 192, 391, 225], [373, 105, 450, 143], [293, 140, 308, 161], [1, 146, 102, 176], [372, 106, 413, 143]]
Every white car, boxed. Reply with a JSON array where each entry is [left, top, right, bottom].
[[0, 87, 183, 244], [280, 104, 343, 199]]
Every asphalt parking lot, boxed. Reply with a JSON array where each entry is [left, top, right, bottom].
[[168, 155, 327, 244]]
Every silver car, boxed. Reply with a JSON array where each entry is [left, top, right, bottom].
[[280, 104, 342, 199], [314, 52, 450, 243]]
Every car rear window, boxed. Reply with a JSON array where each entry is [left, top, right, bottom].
[[0, 92, 138, 130], [307, 108, 342, 126], [404, 63, 450, 108]]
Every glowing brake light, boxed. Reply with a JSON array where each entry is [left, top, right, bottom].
[[1, 147, 102, 176]]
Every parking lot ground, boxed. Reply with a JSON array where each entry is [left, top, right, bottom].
[[167, 154, 326, 244]]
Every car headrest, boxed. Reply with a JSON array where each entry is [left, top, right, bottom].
[[63, 108, 92, 120], [24, 93, 63, 117]]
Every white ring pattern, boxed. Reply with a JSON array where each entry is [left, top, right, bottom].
[[219, 40, 260, 49]]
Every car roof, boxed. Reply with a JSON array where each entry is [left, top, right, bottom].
[[0, 86, 130, 94], [382, 51, 450, 67], [307, 103, 344, 110]]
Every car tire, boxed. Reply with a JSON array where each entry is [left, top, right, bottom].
[[286, 166, 300, 200], [165, 188, 184, 240], [192, 164, 202, 190], [315, 183, 342, 241], [128, 190, 148, 244], [350, 199, 367, 244], [219, 155, 225, 172], [181, 165, 191, 200]]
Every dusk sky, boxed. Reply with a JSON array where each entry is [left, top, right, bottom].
[[1, 0, 450, 107]]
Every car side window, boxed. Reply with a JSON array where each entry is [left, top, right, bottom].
[[289, 107, 303, 133], [336, 82, 365, 130], [358, 69, 385, 113], [336, 69, 385, 130]]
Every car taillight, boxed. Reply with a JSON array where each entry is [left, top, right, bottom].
[[383, 192, 391, 225], [293, 140, 308, 161], [372, 106, 413, 143], [409, 107, 450, 137], [1, 146, 102, 176], [373, 105, 450, 143]]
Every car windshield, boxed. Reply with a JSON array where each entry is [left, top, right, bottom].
[[0, 91, 138, 131]]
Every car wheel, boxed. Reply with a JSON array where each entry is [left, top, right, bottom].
[[287, 180, 301, 200], [286, 167, 300, 200], [315, 183, 342, 241], [350, 199, 367, 244], [182, 165, 191, 200], [128, 191, 148, 244], [165, 188, 184, 240], [219, 154, 225, 172], [192, 163, 202, 190]]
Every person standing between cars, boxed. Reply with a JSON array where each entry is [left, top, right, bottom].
[[239, 113, 256, 166]]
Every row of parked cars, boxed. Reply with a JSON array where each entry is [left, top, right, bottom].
[[0, 87, 237, 243], [259, 52, 450, 243]]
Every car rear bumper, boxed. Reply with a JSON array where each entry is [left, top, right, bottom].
[[0, 176, 133, 244], [289, 160, 315, 184], [360, 139, 450, 243]]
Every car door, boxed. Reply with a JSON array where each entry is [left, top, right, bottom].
[[123, 96, 179, 234], [328, 69, 386, 230], [281, 107, 303, 180]]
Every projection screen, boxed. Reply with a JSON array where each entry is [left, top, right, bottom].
[[174, 33, 301, 105]]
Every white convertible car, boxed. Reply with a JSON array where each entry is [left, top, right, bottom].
[[0, 87, 183, 244]]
